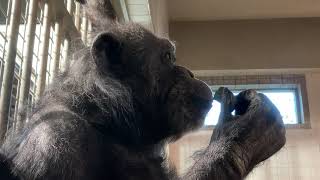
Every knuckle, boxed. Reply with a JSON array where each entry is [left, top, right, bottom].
[[241, 89, 258, 99]]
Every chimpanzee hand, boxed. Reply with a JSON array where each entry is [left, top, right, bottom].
[[210, 87, 286, 177]]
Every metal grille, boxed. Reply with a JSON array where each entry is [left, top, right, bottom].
[[0, 0, 92, 138], [0, 0, 12, 93]]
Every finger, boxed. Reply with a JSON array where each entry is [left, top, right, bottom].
[[213, 87, 236, 125], [213, 87, 233, 103], [234, 89, 258, 115], [257, 93, 284, 125]]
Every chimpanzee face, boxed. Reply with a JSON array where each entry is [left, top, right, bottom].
[[91, 24, 213, 144]]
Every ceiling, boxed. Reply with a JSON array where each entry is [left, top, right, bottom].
[[169, 0, 320, 21]]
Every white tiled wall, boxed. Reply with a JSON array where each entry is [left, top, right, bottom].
[[169, 72, 320, 180]]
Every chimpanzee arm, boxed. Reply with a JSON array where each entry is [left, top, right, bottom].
[[180, 87, 243, 179], [182, 141, 245, 180], [181, 88, 285, 180]]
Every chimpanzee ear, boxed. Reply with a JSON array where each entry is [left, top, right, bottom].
[[91, 32, 121, 68]]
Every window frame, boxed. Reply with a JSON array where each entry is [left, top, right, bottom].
[[198, 74, 311, 129]]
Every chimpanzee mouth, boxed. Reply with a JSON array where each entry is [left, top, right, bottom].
[[191, 95, 213, 113]]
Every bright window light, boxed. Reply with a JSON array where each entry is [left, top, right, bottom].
[[204, 89, 300, 126]]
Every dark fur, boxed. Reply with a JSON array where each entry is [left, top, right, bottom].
[[0, 1, 286, 179]]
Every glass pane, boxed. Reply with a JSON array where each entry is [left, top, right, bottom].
[[204, 90, 299, 126]]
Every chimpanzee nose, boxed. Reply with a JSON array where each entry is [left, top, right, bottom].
[[193, 79, 213, 102], [175, 65, 195, 78], [192, 79, 213, 111]]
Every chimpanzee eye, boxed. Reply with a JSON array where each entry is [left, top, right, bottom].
[[164, 51, 176, 64], [165, 52, 172, 61]]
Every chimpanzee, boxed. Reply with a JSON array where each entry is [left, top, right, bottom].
[[0, 0, 285, 179]]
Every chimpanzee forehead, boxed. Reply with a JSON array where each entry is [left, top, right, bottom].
[[115, 24, 169, 45], [163, 39, 176, 51]]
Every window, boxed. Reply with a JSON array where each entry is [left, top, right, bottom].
[[205, 88, 300, 126], [199, 74, 310, 128]]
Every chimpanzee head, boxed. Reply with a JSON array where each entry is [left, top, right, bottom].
[[90, 24, 213, 144]]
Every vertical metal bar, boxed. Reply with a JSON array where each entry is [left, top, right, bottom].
[[61, 36, 70, 72], [60, 0, 73, 72], [87, 20, 92, 44], [50, 18, 63, 80], [74, 2, 81, 31], [81, 12, 88, 45], [66, 0, 73, 14], [0, 0, 22, 142], [35, 0, 52, 100], [0, 0, 13, 93], [16, 0, 39, 131]]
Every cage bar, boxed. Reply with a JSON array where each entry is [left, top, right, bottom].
[[16, 0, 39, 130], [0, 0, 22, 142], [35, 0, 52, 99], [50, 18, 63, 80], [81, 12, 88, 45], [74, 2, 81, 31]]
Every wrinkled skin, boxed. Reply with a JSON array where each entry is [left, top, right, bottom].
[[0, 0, 286, 179]]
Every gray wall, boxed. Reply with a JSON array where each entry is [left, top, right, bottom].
[[170, 18, 320, 70]]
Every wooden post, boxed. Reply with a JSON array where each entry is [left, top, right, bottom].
[[35, 0, 52, 100], [0, 0, 22, 143], [16, 0, 39, 131]]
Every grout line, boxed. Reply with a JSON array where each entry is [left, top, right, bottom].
[[193, 68, 320, 77]]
